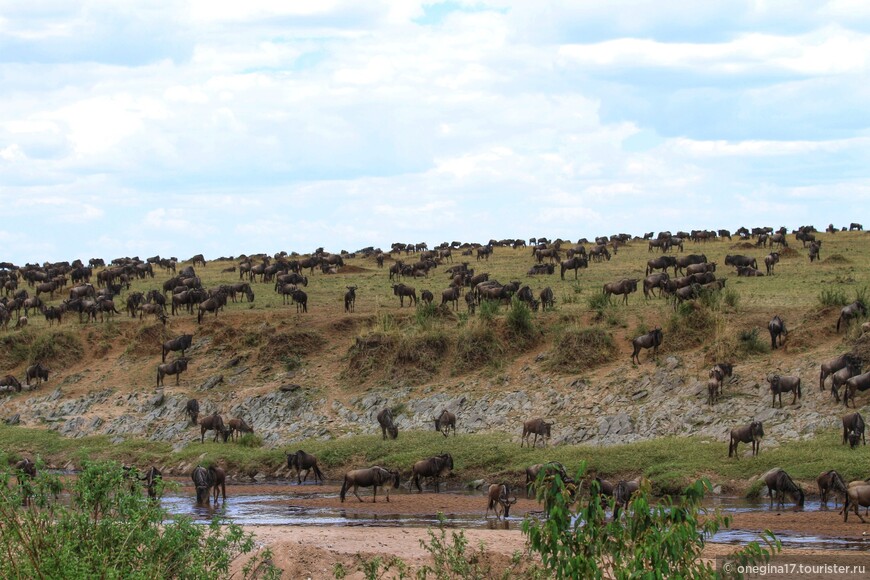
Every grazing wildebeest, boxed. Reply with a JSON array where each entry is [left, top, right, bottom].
[[560, 256, 588, 280], [339, 466, 401, 503], [843, 483, 870, 522], [837, 300, 867, 333], [764, 468, 805, 509], [421, 289, 434, 305], [843, 371, 870, 408], [344, 286, 357, 313], [185, 398, 200, 425], [0, 374, 22, 393], [287, 450, 325, 484], [199, 412, 225, 443], [613, 477, 643, 519], [525, 462, 571, 498], [539, 286, 555, 310], [842, 412, 865, 448], [486, 484, 518, 519], [631, 327, 662, 364], [25, 362, 49, 387], [767, 373, 801, 407], [157, 358, 188, 386], [764, 252, 780, 275], [820, 354, 860, 393], [850, 222, 864, 231], [521, 418, 552, 448], [162, 333, 193, 363], [728, 421, 764, 458], [392, 283, 417, 307], [817, 470, 847, 507], [603, 278, 638, 305], [191, 254, 206, 267], [377, 408, 398, 440], [433, 409, 456, 437], [768, 315, 787, 349], [227, 418, 254, 441], [411, 453, 454, 493]]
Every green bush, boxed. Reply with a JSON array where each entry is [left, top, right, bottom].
[[478, 299, 500, 323], [722, 288, 740, 309], [818, 287, 848, 308], [667, 303, 716, 349], [738, 327, 770, 355], [0, 460, 279, 579], [522, 465, 780, 579], [506, 297, 534, 336], [547, 327, 617, 373]]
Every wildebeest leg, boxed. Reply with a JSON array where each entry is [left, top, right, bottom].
[[353, 484, 364, 502]]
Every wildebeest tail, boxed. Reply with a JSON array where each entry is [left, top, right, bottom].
[[313, 464, 324, 482]]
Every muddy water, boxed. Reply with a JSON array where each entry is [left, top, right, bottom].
[[158, 480, 870, 551]]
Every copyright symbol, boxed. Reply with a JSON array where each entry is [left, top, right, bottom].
[[723, 562, 733, 574]]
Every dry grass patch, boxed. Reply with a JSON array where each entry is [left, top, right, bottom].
[[546, 326, 617, 373]]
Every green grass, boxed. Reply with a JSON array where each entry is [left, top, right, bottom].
[[3, 424, 862, 496]]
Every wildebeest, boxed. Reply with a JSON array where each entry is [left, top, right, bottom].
[[377, 408, 398, 439], [675, 254, 707, 276], [287, 450, 325, 484], [197, 292, 227, 323], [764, 252, 779, 275], [829, 363, 861, 403], [809, 241, 821, 262], [603, 278, 638, 305], [764, 468, 805, 509], [440, 286, 461, 310], [843, 371, 870, 408], [539, 286, 555, 310], [392, 283, 417, 307], [613, 477, 643, 519], [837, 300, 867, 333], [631, 327, 662, 364], [227, 418, 254, 441], [433, 409, 456, 437], [706, 377, 721, 406], [525, 462, 571, 498], [344, 286, 357, 313], [850, 223, 864, 231], [157, 358, 188, 387], [768, 315, 787, 349], [724, 254, 757, 271], [185, 398, 200, 425], [141, 466, 163, 500], [162, 333, 193, 363], [199, 412, 225, 443], [820, 354, 861, 393], [25, 362, 49, 387], [14, 458, 37, 506], [645, 256, 677, 277], [728, 421, 764, 458], [339, 466, 401, 503], [486, 483, 518, 519], [291, 289, 308, 313], [843, 482, 870, 522], [192, 465, 213, 505], [767, 373, 801, 407], [817, 470, 847, 507], [842, 412, 865, 448], [0, 374, 22, 393], [421, 289, 434, 305], [521, 418, 552, 448], [411, 453, 454, 493], [642, 273, 670, 299], [560, 256, 588, 280]]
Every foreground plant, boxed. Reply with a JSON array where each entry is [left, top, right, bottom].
[[522, 464, 780, 579], [0, 459, 279, 579]]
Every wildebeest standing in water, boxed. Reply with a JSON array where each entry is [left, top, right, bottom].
[[377, 408, 398, 440], [486, 483, 517, 519], [764, 468, 805, 510], [411, 453, 453, 493], [191, 465, 225, 505], [817, 470, 847, 507], [631, 327, 662, 364], [339, 466, 401, 503]]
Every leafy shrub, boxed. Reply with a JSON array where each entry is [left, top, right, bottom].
[[506, 297, 534, 337], [522, 465, 780, 579], [722, 288, 740, 309], [547, 327, 617, 373], [478, 299, 500, 323], [818, 287, 848, 308], [29, 330, 83, 366], [415, 302, 441, 329], [0, 460, 278, 579], [667, 303, 716, 349], [738, 327, 770, 355]]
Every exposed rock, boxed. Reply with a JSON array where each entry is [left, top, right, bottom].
[[280, 384, 301, 393], [201, 375, 224, 390]]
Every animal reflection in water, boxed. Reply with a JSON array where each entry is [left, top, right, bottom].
[[339, 466, 400, 503]]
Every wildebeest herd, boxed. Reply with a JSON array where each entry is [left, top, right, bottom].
[[2, 225, 870, 519]]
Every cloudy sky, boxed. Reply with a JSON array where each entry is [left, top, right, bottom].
[[2, 1, 869, 264]]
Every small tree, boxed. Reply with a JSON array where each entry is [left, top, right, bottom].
[[522, 464, 780, 579]]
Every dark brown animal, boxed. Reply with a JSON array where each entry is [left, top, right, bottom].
[[603, 278, 638, 305], [843, 371, 870, 407], [433, 410, 456, 437], [728, 421, 764, 458], [525, 462, 571, 498], [162, 333, 193, 363], [339, 466, 400, 503], [767, 373, 801, 407], [392, 283, 417, 307], [25, 362, 49, 387], [344, 286, 357, 313], [0, 375, 22, 393], [817, 470, 847, 507], [411, 453, 454, 493], [521, 418, 552, 448], [631, 327, 662, 364], [287, 450, 325, 484], [842, 412, 865, 448], [185, 398, 200, 425], [820, 354, 860, 392], [157, 358, 188, 386], [837, 301, 867, 333], [227, 418, 254, 441], [764, 468, 805, 509], [377, 408, 398, 439], [768, 315, 787, 349], [843, 483, 870, 522], [486, 483, 517, 519], [199, 412, 225, 443]]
